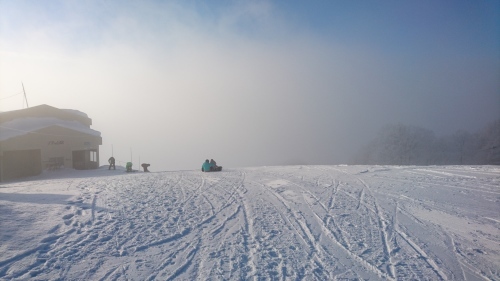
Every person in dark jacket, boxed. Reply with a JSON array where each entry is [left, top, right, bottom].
[[202, 159, 213, 172], [210, 159, 218, 171], [108, 157, 116, 170]]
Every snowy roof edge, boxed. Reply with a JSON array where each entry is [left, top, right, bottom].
[[0, 117, 101, 142]]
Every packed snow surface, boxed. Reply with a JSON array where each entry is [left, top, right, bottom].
[[1, 165, 499, 280]]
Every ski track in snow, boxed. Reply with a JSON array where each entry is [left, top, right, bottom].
[[0, 165, 499, 280]]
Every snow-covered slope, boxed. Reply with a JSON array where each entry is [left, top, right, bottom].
[[0, 165, 498, 280]]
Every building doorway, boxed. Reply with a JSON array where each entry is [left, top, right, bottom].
[[72, 150, 99, 170]]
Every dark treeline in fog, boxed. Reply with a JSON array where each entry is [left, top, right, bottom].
[[355, 119, 500, 165]]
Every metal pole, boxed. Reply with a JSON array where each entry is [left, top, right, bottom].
[[22, 82, 29, 108]]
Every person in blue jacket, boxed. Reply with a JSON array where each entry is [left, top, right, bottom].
[[202, 159, 213, 172]]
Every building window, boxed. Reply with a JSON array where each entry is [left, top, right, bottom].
[[90, 151, 97, 162]]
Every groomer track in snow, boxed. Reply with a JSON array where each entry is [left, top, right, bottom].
[[1, 165, 499, 280]]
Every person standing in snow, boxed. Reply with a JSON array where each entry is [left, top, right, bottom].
[[108, 157, 116, 170], [202, 159, 212, 172]]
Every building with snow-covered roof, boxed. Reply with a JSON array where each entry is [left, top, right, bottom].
[[0, 104, 102, 181]]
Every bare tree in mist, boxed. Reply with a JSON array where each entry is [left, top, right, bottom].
[[477, 119, 500, 164], [355, 120, 500, 165], [356, 124, 435, 165]]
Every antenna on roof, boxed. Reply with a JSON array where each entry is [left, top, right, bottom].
[[22, 82, 29, 108]]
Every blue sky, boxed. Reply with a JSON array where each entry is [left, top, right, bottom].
[[0, 0, 499, 169], [3, 1, 497, 53]]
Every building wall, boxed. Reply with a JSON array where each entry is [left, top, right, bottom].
[[0, 126, 102, 180]]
